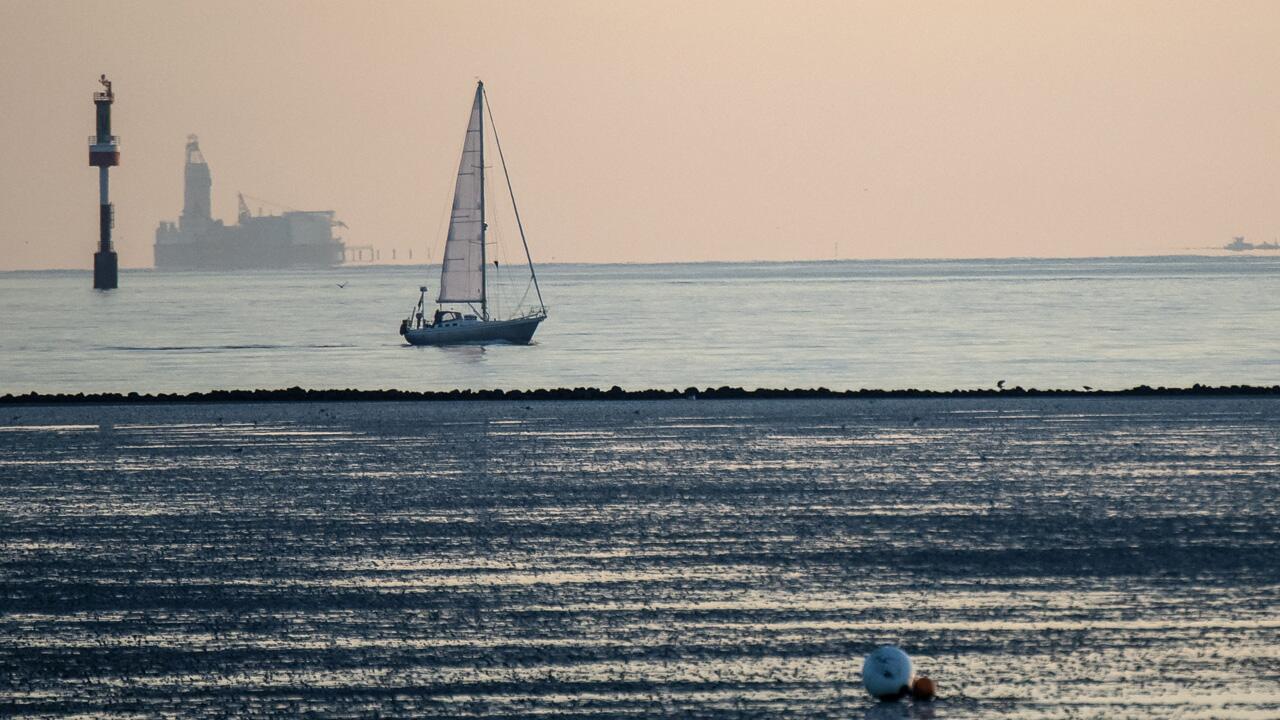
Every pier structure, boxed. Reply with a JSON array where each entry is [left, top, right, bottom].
[[89, 75, 120, 289]]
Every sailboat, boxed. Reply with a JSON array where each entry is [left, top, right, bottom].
[[400, 81, 547, 346]]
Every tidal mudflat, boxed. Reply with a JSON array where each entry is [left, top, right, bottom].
[[2, 397, 1277, 718]]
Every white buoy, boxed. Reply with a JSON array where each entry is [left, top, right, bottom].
[[863, 645, 914, 701]]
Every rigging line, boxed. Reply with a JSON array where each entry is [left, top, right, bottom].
[[494, 191, 518, 314], [482, 86, 546, 314], [485, 157, 511, 319], [516, 279, 532, 311]]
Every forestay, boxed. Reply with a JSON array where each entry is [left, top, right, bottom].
[[438, 86, 485, 304]]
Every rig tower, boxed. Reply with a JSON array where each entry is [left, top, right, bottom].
[[89, 75, 120, 289]]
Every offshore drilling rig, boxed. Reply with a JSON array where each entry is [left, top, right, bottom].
[[88, 75, 120, 289], [153, 136, 345, 270]]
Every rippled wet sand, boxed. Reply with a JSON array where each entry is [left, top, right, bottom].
[[2, 398, 1278, 718]]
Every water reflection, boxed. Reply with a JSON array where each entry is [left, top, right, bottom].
[[437, 344, 487, 361], [0, 398, 1276, 716]]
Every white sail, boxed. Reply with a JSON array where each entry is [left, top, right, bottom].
[[400, 81, 547, 347], [438, 86, 485, 304]]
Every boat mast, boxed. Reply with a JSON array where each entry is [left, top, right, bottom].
[[477, 81, 487, 321], [482, 85, 546, 314]]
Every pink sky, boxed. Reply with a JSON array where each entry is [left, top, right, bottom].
[[1, 0, 1278, 270]]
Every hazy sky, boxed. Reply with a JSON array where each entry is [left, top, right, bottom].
[[2, 0, 1278, 270]]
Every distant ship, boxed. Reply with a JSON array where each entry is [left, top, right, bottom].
[[154, 136, 345, 270], [1224, 236, 1280, 252], [399, 81, 547, 346]]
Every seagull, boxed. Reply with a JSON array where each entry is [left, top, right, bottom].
[[1083, 385, 1093, 391], [336, 282, 347, 289], [997, 379, 1006, 389]]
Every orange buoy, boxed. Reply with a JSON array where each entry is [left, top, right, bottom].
[[911, 675, 937, 700]]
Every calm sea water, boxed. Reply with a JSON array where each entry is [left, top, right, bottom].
[[1, 256, 1278, 394]]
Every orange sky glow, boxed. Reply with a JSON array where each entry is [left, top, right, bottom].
[[1, 0, 1278, 269]]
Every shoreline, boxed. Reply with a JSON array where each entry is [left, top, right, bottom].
[[3, 383, 1279, 405]]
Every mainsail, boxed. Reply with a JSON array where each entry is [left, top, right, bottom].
[[437, 85, 485, 305]]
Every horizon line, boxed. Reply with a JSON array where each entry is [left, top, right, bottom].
[[2, 251, 1273, 274]]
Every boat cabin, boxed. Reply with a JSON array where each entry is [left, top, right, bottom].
[[431, 310, 479, 328]]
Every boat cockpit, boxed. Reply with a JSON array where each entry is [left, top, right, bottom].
[[400, 296, 482, 335]]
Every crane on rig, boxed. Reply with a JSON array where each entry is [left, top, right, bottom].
[[238, 192, 347, 228]]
